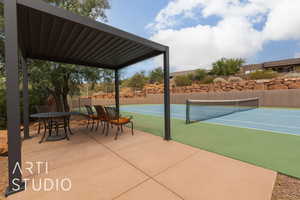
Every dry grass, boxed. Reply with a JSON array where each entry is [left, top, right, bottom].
[[271, 174, 300, 200]]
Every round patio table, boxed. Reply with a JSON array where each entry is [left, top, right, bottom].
[[30, 112, 81, 143]]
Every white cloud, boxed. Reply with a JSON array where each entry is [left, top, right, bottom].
[[262, 0, 300, 41], [295, 52, 300, 58], [148, 0, 300, 71]]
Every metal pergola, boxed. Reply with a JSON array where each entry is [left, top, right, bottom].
[[2, 0, 170, 196]]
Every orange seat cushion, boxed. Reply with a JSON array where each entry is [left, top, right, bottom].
[[110, 117, 131, 124]]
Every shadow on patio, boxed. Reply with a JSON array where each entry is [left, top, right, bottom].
[[8, 118, 276, 200]]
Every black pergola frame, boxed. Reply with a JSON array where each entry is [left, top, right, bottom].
[[3, 0, 171, 196]]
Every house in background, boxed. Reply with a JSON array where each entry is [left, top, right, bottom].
[[241, 58, 300, 74]]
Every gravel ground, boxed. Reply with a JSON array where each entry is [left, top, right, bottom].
[[272, 173, 300, 200]]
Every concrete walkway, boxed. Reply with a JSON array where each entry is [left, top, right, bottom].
[[8, 124, 276, 200]]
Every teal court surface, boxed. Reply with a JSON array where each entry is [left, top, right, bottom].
[[121, 104, 300, 136], [120, 104, 300, 179]]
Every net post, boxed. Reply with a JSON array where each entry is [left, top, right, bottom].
[[186, 99, 190, 124]]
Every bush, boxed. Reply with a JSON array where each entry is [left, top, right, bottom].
[[248, 70, 278, 80], [213, 77, 228, 83], [194, 69, 207, 81], [127, 72, 148, 90], [283, 72, 300, 78], [228, 76, 243, 82], [201, 76, 214, 84], [210, 58, 245, 76], [174, 75, 192, 86]]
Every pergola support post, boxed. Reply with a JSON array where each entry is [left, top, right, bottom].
[[4, 0, 25, 196], [21, 56, 31, 139], [163, 48, 171, 140], [115, 69, 120, 115]]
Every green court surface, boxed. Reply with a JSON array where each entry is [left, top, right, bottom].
[[123, 111, 300, 179]]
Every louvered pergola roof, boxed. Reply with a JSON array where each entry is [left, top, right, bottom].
[[15, 0, 168, 69]]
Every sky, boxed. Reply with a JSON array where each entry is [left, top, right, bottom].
[[106, 0, 300, 78]]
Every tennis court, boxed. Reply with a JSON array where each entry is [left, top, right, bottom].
[[121, 103, 300, 179], [121, 104, 300, 136]]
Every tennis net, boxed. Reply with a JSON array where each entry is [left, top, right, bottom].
[[186, 97, 259, 124]]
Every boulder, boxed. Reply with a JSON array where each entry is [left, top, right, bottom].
[[268, 84, 289, 90], [288, 82, 300, 89]]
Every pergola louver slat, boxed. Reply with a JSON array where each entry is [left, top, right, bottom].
[[74, 32, 106, 59], [71, 30, 98, 59], [93, 38, 127, 62], [64, 27, 90, 58], [79, 34, 112, 61]]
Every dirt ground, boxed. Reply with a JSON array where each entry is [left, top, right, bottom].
[[272, 174, 300, 200]]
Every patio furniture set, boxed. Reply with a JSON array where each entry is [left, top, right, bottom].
[[30, 105, 133, 144], [85, 105, 134, 140]]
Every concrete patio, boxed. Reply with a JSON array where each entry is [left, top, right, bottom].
[[8, 122, 276, 200]]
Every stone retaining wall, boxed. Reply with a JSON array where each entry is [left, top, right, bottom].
[[71, 89, 300, 108]]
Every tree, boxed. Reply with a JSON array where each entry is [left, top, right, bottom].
[[149, 67, 163, 84], [127, 71, 147, 91], [46, 0, 110, 21], [210, 58, 245, 76]]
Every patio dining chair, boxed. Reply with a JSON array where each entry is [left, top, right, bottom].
[[85, 105, 98, 130], [94, 105, 109, 133], [104, 107, 133, 140]]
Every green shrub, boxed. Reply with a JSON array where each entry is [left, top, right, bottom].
[[248, 70, 278, 80], [174, 75, 192, 86], [194, 69, 207, 81], [201, 76, 214, 84], [127, 72, 148, 90], [283, 72, 300, 78]]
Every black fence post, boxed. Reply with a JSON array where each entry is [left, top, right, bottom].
[[186, 99, 190, 124]]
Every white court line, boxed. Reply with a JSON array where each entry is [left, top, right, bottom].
[[211, 118, 300, 130], [203, 121, 300, 137], [237, 110, 300, 119]]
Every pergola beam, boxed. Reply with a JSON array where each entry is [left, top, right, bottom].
[[4, 0, 24, 196]]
